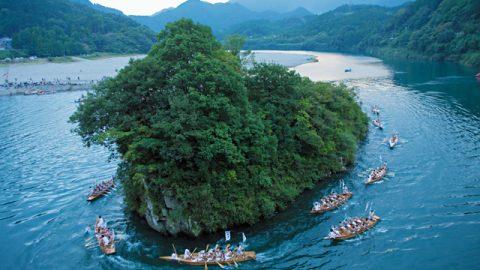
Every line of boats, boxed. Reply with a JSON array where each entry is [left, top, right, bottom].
[[371, 105, 400, 149], [86, 178, 117, 254], [309, 104, 399, 242]]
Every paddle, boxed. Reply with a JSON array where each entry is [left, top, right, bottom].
[[204, 262, 208, 270], [216, 261, 225, 269], [172, 243, 177, 257]]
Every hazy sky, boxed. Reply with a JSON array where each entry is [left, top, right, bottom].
[[91, 0, 228, 15]]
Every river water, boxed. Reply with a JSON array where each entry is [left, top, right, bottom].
[[0, 52, 479, 269]]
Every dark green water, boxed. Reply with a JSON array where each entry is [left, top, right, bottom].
[[0, 54, 479, 269]]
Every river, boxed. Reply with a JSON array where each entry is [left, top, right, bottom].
[[0, 51, 479, 269]]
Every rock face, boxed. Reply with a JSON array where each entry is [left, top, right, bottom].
[[141, 182, 201, 236]]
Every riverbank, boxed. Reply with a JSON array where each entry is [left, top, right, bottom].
[[0, 84, 92, 96], [0, 53, 143, 65], [0, 52, 318, 98], [0, 55, 145, 97], [252, 50, 391, 81]]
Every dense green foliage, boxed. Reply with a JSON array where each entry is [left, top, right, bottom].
[[228, 5, 395, 52], [71, 19, 367, 235], [228, 0, 480, 67], [0, 0, 155, 57], [374, 0, 480, 67]]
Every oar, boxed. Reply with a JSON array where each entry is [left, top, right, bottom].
[[172, 243, 177, 256], [216, 261, 225, 269], [233, 260, 239, 268], [85, 242, 96, 248], [204, 262, 208, 270]]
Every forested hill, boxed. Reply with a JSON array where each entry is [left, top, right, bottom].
[[229, 0, 480, 67], [371, 0, 480, 67], [71, 19, 368, 236], [228, 5, 396, 52], [0, 0, 156, 57]]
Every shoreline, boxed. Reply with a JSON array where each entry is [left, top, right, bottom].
[[251, 50, 390, 81], [0, 53, 143, 65], [0, 54, 145, 98], [0, 50, 390, 98], [0, 84, 93, 97]]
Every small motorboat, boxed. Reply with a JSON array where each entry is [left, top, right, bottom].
[[345, 68, 352, 73], [311, 191, 353, 214], [325, 213, 380, 241], [476, 73, 480, 80], [372, 106, 380, 115], [389, 135, 399, 149], [160, 251, 256, 266], [87, 178, 115, 201], [372, 119, 383, 129], [94, 218, 115, 255], [365, 163, 387, 185]]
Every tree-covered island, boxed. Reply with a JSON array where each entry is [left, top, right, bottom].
[[71, 19, 368, 236]]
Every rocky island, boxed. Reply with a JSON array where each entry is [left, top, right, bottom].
[[70, 19, 368, 236]]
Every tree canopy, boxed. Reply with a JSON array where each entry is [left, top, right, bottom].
[[71, 19, 367, 236], [0, 0, 155, 57]]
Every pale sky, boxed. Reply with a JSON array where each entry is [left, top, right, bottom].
[[91, 0, 229, 16]]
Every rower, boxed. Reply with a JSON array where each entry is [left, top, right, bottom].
[[237, 245, 244, 255], [184, 248, 191, 259], [102, 234, 110, 246], [96, 215, 106, 230]]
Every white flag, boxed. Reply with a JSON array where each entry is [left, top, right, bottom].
[[242, 233, 247, 243], [225, 231, 231, 241]]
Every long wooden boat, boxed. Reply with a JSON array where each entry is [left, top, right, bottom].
[[372, 119, 383, 129], [94, 224, 116, 255], [365, 165, 387, 185], [389, 136, 399, 149], [87, 179, 115, 201], [160, 251, 256, 266], [311, 192, 353, 214], [326, 215, 381, 241]]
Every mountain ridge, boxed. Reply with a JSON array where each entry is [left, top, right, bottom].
[[230, 0, 411, 14], [131, 0, 311, 33]]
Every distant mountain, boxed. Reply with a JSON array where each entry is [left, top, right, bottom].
[[69, 0, 124, 15], [131, 0, 311, 34], [228, 0, 480, 67], [231, 0, 410, 14], [0, 0, 156, 57]]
